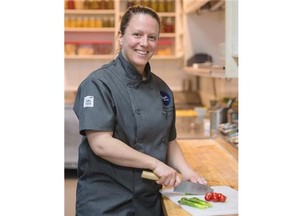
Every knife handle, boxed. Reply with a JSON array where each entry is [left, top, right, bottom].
[[141, 171, 160, 181]]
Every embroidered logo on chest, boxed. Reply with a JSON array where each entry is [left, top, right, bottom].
[[160, 91, 171, 106]]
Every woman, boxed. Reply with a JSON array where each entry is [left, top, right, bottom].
[[73, 5, 207, 216]]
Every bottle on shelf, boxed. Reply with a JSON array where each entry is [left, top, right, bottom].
[[166, 0, 175, 12], [150, 0, 158, 12], [75, 0, 84, 9], [67, 0, 75, 9], [83, 0, 92, 9], [158, 0, 165, 12], [164, 17, 174, 33], [127, 0, 134, 8], [106, 0, 114, 9]]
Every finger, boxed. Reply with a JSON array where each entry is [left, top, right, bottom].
[[197, 177, 207, 185], [174, 175, 182, 186], [164, 176, 173, 186], [156, 175, 169, 186]]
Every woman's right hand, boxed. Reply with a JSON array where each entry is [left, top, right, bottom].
[[152, 162, 181, 187]]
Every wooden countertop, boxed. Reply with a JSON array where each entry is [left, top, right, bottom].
[[162, 139, 238, 216]]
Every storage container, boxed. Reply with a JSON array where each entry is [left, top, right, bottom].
[[209, 109, 222, 132], [156, 40, 174, 56], [77, 42, 95, 55], [95, 41, 113, 55], [65, 42, 77, 55]]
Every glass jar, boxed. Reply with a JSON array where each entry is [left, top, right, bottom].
[[83, 0, 92, 9], [102, 17, 110, 27], [106, 0, 114, 9], [82, 16, 89, 27], [65, 42, 77, 55], [75, 0, 84, 9], [95, 17, 103, 27], [67, 0, 75, 9], [166, 0, 174, 12], [156, 40, 173, 56], [95, 41, 113, 55], [158, 0, 165, 12], [77, 42, 95, 55], [150, 0, 158, 12], [164, 17, 174, 33], [88, 17, 95, 28]]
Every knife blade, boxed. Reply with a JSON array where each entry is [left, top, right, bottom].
[[141, 171, 213, 195]]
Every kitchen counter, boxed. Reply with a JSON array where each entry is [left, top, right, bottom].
[[162, 139, 238, 216]]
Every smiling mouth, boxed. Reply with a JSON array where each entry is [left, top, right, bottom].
[[135, 50, 149, 56]]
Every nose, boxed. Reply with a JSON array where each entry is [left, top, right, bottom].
[[140, 36, 148, 46]]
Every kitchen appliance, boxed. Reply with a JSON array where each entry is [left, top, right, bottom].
[[209, 108, 222, 132], [209, 97, 237, 131], [187, 53, 213, 66], [141, 171, 213, 195]]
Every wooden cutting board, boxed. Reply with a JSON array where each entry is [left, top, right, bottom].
[[161, 186, 238, 216]]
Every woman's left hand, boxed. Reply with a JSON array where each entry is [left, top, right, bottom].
[[182, 169, 207, 185]]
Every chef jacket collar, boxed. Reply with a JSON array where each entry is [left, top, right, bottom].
[[118, 52, 152, 85]]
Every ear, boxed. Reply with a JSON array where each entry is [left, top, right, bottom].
[[118, 30, 123, 45]]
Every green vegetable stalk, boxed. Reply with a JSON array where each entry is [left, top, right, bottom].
[[178, 197, 212, 209]]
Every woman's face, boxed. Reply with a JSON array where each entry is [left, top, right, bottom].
[[119, 13, 159, 74]]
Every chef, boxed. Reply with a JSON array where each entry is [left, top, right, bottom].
[[73, 5, 206, 216]]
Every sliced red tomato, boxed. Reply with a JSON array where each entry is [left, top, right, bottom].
[[204, 192, 213, 201], [212, 193, 219, 202], [205, 192, 227, 202], [219, 194, 227, 202]]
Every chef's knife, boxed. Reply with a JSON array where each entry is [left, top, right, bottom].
[[141, 171, 213, 195]]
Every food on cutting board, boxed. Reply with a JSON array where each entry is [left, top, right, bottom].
[[178, 197, 212, 209], [204, 192, 227, 202]]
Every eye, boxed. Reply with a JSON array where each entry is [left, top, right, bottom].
[[148, 36, 157, 41], [133, 33, 141, 38]]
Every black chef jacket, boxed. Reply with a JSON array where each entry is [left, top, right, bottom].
[[73, 52, 177, 216]]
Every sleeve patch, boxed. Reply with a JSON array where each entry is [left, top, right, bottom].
[[83, 96, 94, 108]]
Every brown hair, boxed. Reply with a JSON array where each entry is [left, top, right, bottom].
[[120, 5, 161, 35]]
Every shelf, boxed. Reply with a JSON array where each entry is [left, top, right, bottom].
[[65, 54, 183, 60], [182, 0, 238, 78], [152, 54, 183, 60], [119, 12, 177, 17], [158, 12, 177, 17], [183, 0, 225, 14], [65, 55, 115, 60], [65, 9, 115, 15], [160, 33, 177, 37], [183, 0, 210, 14], [65, 27, 115, 32], [184, 66, 225, 78], [65, 0, 184, 92]]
